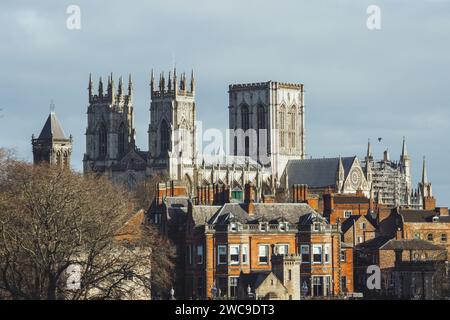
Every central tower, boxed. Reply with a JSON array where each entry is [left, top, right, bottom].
[[228, 81, 305, 183], [148, 69, 196, 180]]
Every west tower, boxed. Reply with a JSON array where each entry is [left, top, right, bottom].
[[148, 69, 196, 180], [83, 74, 140, 179]]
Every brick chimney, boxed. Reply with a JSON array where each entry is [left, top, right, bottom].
[[292, 184, 308, 203], [423, 196, 436, 211], [244, 182, 255, 215], [396, 227, 403, 240], [435, 207, 449, 217]]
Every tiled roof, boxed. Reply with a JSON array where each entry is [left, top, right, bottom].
[[399, 210, 450, 223], [381, 239, 446, 251], [285, 157, 355, 188]]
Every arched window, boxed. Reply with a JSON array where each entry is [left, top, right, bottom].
[[289, 106, 296, 129], [288, 106, 296, 149], [118, 123, 126, 157], [257, 105, 265, 129], [99, 123, 107, 158], [241, 105, 250, 131], [56, 151, 61, 166], [279, 106, 286, 130], [234, 136, 238, 156], [63, 152, 69, 168], [279, 106, 286, 148], [160, 120, 170, 153]]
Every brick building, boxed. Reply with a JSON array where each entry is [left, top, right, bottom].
[[149, 181, 354, 299]]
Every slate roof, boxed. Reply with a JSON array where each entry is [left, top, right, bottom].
[[357, 236, 393, 249], [191, 205, 221, 226], [341, 215, 375, 233], [381, 239, 446, 251], [209, 203, 319, 225], [38, 112, 68, 140], [334, 196, 369, 204], [285, 157, 355, 188], [399, 210, 450, 223]]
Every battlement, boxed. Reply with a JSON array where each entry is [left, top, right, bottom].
[[150, 68, 195, 99], [229, 81, 304, 91], [88, 73, 133, 105]]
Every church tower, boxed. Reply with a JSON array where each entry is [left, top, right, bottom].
[[228, 81, 305, 183], [83, 73, 137, 174], [148, 69, 196, 180], [399, 137, 412, 193], [419, 157, 435, 210], [32, 105, 72, 168]]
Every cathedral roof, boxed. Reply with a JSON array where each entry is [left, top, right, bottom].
[[285, 157, 356, 188], [38, 112, 68, 140]]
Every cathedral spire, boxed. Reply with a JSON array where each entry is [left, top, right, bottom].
[[98, 77, 104, 97], [422, 156, 428, 184], [150, 69, 155, 94], [366, 138, 373, 162], [108, 73, 115, 103], [128, 74, 133, 97], [118, 76, 123, 96], [401, 136, 409, 159], [88, 73, 93, 101], [168, 71, 172, 92], [190, 69, 195, 93]]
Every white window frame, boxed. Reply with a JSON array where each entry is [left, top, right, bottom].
[[258, 244, 269, 264], [340, 249, 346, 262], [229, 244, 240, 265], [300, 245, 310, 264], [279, 222, 288, 232], [230, 223, 238, 232], [312, 244, 323, 264], [218, 245, 227, 265], [259, 222, 268, 232], [275, 244, 289, 256], [324, 244, 331, 264], [242, 244, 249, 265], [344, 210, 352, 218]]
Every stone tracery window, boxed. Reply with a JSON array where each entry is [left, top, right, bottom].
[[99, 123, 107, 158]]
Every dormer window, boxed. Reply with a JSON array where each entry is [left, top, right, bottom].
[[313, 223, 320, 232], [259, 222, 268, 232], [279, 222, 288, 232], [432, 216, 439, 223], [230, 223, 238, 232]]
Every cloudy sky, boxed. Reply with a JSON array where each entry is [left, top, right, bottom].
[[0, 0, 449, 205]]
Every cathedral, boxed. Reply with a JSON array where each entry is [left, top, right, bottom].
[[81, 70, 307, 198], [28, 68, 431, 210]]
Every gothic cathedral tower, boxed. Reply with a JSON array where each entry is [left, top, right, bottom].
[[228, 81, 305, 184], [83, 74, 137, 174], [148, 69, 196, 180], [32, 107, 72, 168]]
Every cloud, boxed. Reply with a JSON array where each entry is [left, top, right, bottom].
[[0, 0, 449, 205]]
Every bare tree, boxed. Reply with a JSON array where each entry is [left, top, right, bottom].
[[0, 161, 174, 300], [133, 171, 169, 210]]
